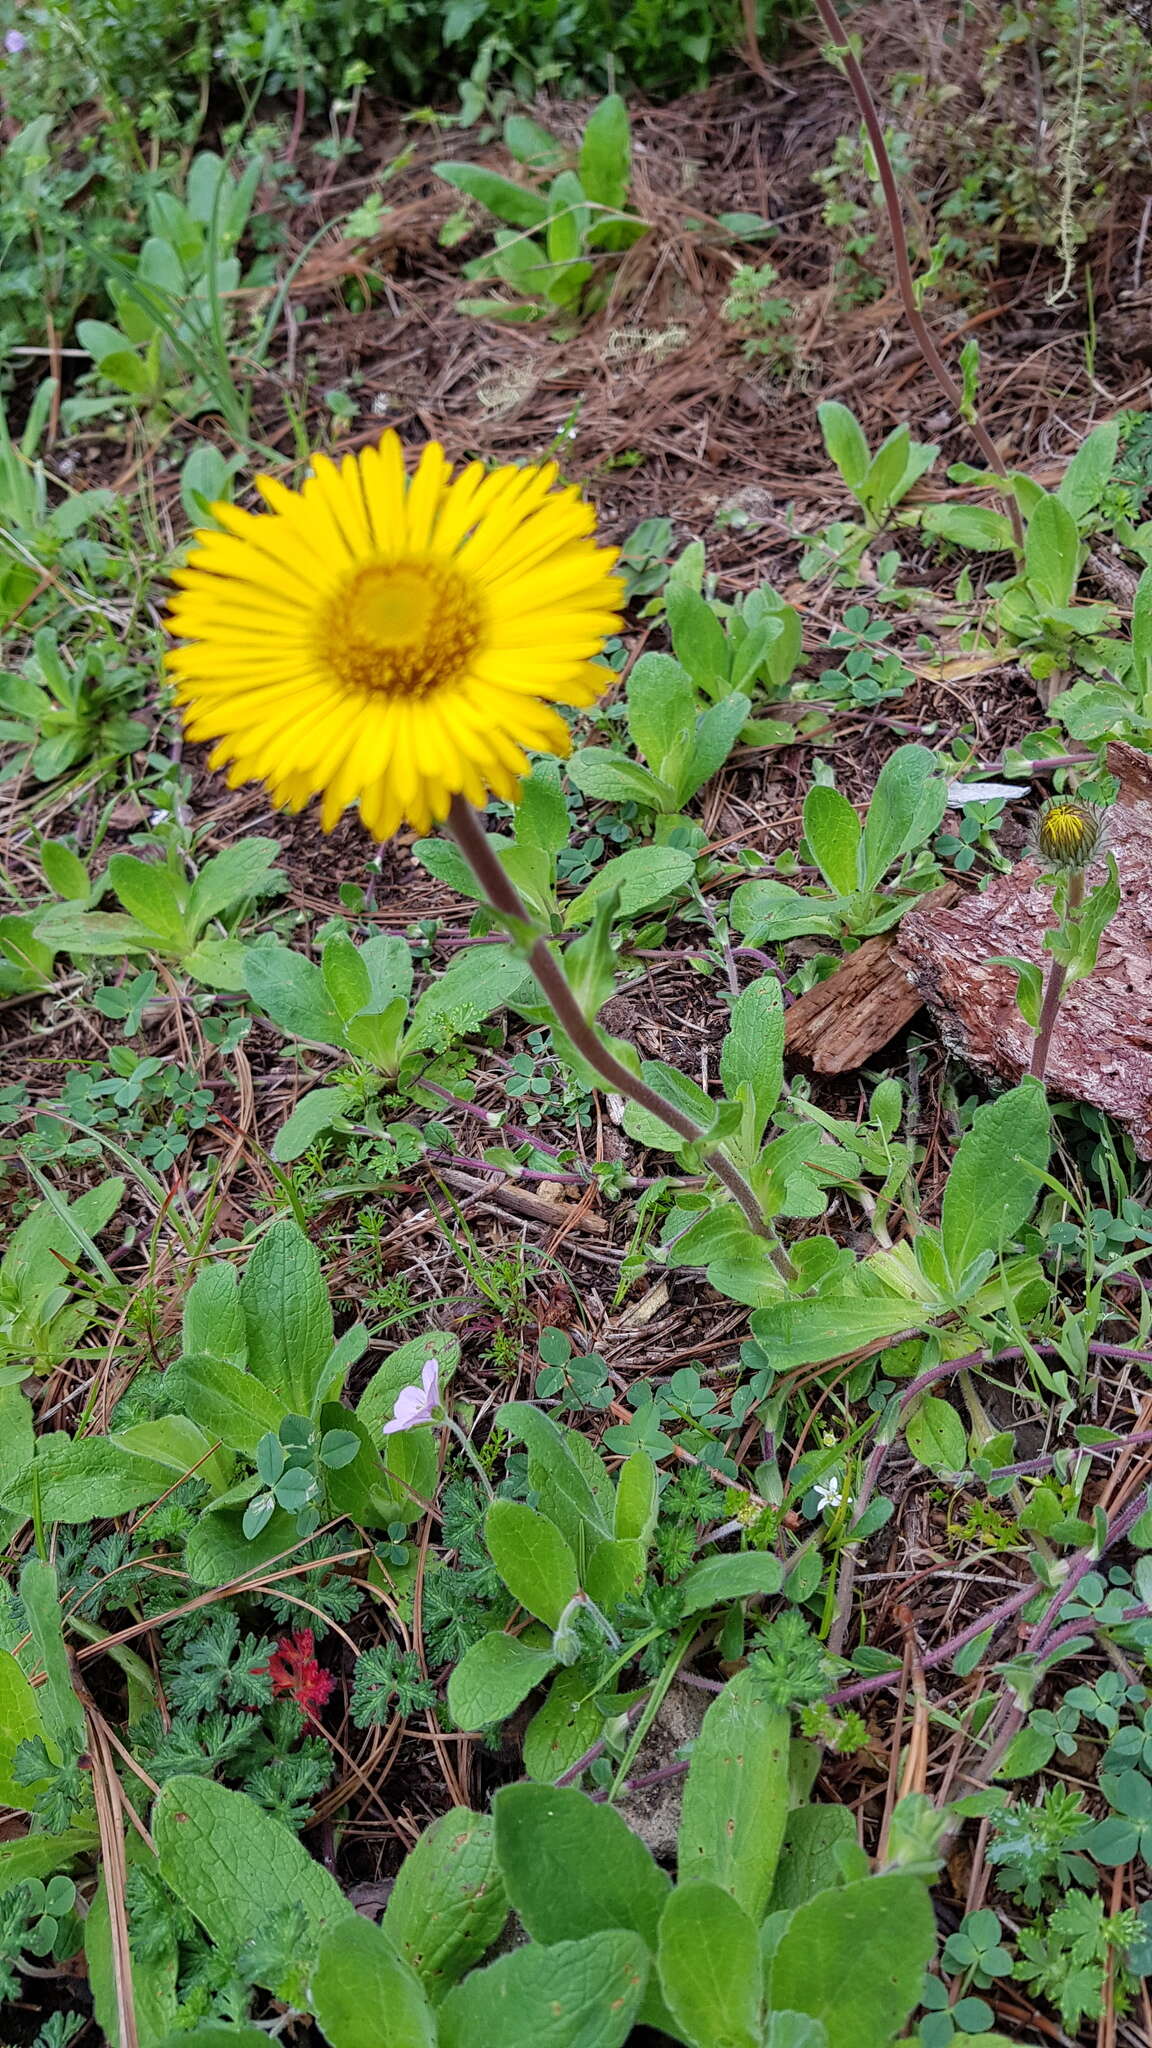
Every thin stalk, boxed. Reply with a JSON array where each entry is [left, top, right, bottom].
[[446, 797, 775, 1250], [807, 0, 1025, 552], [1029, 869, 1083, 1081]]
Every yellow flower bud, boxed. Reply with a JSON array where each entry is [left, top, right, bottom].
[[1032, 796, 1107, 872]]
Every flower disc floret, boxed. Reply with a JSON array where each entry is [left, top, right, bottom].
[[165, 435, 624, 838]]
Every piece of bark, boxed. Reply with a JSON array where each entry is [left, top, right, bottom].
[[897, 741, 1152, 1156], [784, 886, 960, 1073]]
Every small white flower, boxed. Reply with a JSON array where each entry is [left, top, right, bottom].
[[381, 1357, 440, 1435], [812, 1473, 843, 1512]]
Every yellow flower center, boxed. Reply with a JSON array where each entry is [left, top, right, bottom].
[[1037, 800, 1097, 866], [323, 559, 484, 699]]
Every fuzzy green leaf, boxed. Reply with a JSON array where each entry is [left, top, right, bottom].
[[311, 1913, 436, 2047], [438, 1930, 648, 2048], [382, 1808, 509, 2003], [678, 1664, 791, 1920]]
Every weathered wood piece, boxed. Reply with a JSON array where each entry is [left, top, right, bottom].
[[897, 742, 1152, 1156], [784, 887, 959, 1073]]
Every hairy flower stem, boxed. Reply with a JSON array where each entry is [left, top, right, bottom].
[[808, 0, 1025, 553], [1029, 869, 1084, 1082], [446, 796, 776, 1250]]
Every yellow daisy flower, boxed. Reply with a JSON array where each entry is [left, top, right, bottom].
[[165, 434, 624, 838]]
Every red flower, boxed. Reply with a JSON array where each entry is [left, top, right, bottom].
[[254, 1628, 335, 1717]]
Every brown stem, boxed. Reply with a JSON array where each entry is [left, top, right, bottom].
[[807, 0, 1025, 552], [1029, 869, 1084, 1081], [445, 796, 774, 1246]]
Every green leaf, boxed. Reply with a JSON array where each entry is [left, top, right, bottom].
[[164, 1355, 290, 1457], [522, 1669, 602, 1782], [803, 784, 861, 894], [185, 837, 282, 934], [244, 942, 346, 1047], [0, 1648, 49, 1808], [563, 846, 695, 928], [412, 836, 489, 901], [1133, 563, 1152, 700], [240, 1217, 334, 1412], [183, 1499, 298, 1586], [657, 1881, 761, 2048], [765, 1874, 936, 2048], [0, 1829, 98, 1897], [584, 1535, 645, 1610], [939, 1079, 1050, 1288], [404, 944, 529, 1052], [434, 162, 552, 230], [720, 974, 784, 1154], [860, 745, 947, 890], [272, 1086, 357, 1162], [382, 1808, 509, 2002], [678, 1664, 791, 1920], [860, 424, 937, 517], [1025, 492, 1080, 611], [993, 1724, 1056, 1779], [9, 1433, 176, 1523], [503, 114, 566, 170], [495, 1783, 670, 1947], [729, 878, 844, 944], [39, 839, 90, 900], [818, 401, 870, 491], [183, 936, 248, 991], [565, 749, 672, 810], [920, 504, 1015, 551], [154, 1777, 355, 1996], [494, 1783, 674, 2032], [679, 692, 751, 805], [676, 1550, 785, 1614], [438, 1930, 648, 2048], [87, 1860, 179, 2048], [666, 587, 729, 695], [767, 1805, 859, 1913], [152, 2033, 268, 2048], [447, 1632, 558, 1730], [310, 1913, 436, 2047], [2, 1175, 123, 1313], [20, 1559, 85, 1754], [484, 1499, 579, 1627], [498, 1402, 612, 1541], [181, 1262, 246, 1366], [614, 1451, 658, 1545], [626, 652, 696, 772], [748, 1297, 920, 1368], [516, 759, 570, 855], [33, 908, 171, 957], [322, 929, 373, 1019], [578, 93, 631, 211], [116, 1414, 228, 1489], [105, 854, 187, 941], [764, 2021, 828, 2048], [620, 1058, 712, 1154], [904, 1395, 968, 1475], [1057, 420, 1119, 527]]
